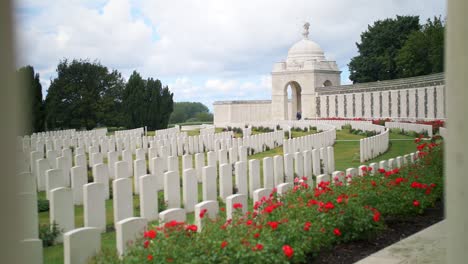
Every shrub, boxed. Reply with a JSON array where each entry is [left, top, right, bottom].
[[39, 222, 61, 247], [37, 199, 49, 212]]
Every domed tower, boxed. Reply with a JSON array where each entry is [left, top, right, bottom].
[[271, 23, 341, 120]]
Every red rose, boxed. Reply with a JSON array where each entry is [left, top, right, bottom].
[[199, 208, 207, 218], [282, 245, 294, 259], [144, 229, 157, 239], [144, 240, 150, 248], [221, 241, 228, 249], [186, 225, 198, 232], [264, 205, 274, 213], [254, 233, 260, 238], [254, 244, 264, 251], [267, 221, 279, 230], [333, 228, 342, 236], [233, 203, 243, 209], [147, 254, 153, 261], [413, 200, 420, 207], [324, 201, 335, 210], [373, 211, 381, 222]]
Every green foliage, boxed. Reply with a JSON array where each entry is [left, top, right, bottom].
[[17, 65, 45, 133], [169, 102, 212, 124], [349, 16, 444, 83], [396, 17, 445, 77], [41, 59, 173, 131], [123, 73, 174, 130], [39, 222, 61, 247], [349, 128, 377, 137], [349, 15, 420, 83], [37, 199, 49, 212], [123, 71, 147, 128], [252, 126, 274, 133], [45, 59, 126, 129]]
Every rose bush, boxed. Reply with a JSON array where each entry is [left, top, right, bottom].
[[92, 139, 443, 263]]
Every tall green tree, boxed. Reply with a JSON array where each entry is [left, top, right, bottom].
[[45, 59, 125, 129], [159, 86, 174, 129], [349, 16, 421, 83], [17, 65, 44, 133], [122, 72, 174, 130], [123, 71, 147, 128], [146, 78, 162, 130], [396, 17, 445, 77]]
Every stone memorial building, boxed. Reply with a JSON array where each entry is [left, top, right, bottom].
[[213, 23, 446, 126]]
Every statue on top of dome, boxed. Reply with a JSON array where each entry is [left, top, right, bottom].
[[302, 22, 310, 39]]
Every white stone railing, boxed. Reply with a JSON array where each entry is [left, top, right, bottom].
[[360, 128, 390, 162], [155, 126, 180, 136], [114, 127, 143, 136], [283, 125, 336, 155]]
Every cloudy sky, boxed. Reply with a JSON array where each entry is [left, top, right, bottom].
[[14, 0, 446, 111]]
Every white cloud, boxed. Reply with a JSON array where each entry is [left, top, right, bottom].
[[15, 0, 446, 104], [169, 75, 272, 110]]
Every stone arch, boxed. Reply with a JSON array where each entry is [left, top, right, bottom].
[[284, 81, 302, 120], [323, 80, 332, 87]]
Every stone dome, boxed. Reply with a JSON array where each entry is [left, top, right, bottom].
[[287, 38, 326, 64]]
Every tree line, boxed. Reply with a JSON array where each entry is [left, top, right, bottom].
[[169, 102, 213, 124], [19, 59, 174, 134], [349, 16, 445, 83]]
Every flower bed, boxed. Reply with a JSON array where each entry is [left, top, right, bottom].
[[92, 140, 443, 263]]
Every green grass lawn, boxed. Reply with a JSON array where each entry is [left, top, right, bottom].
[[41, 129, 421, 263]]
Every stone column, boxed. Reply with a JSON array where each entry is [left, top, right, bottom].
[[446, 1, 468, 262]]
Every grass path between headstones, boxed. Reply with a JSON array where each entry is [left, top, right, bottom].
[[41, 129, 418, 263]]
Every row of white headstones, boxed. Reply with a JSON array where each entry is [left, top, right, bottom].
[[19, 123, 411, 264], [19, 150, 421, 263]]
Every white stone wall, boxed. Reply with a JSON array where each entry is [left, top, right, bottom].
[[436, 86, 445, 119], [346, 94, 353, 118], [391, 91, 399, 118], [355, 94, 363, 118], [319, 95, 327, 117], [400, 90, 408, 118], [214, 85, 446, 124], [382, 91, 390, 118], [417, 88, 426, 119], [427, 87, 435, 119], [372, 92, 381, 118], [329, 95, 337, 117], [408, 89, 417, 118], [337, 95, 345, 117], [364, 93, 372, 118], [214, 101, 272, 126]]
